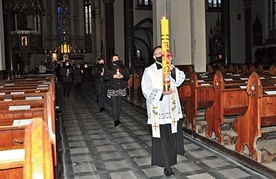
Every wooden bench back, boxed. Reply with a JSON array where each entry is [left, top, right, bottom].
[[23, 118, 54, 179]]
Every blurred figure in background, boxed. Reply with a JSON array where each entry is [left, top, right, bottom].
[[92, 58, 101, 102], [55, 63, 62, 87], [60, 60, 73, 99], [73, 63, 83, 90], [92, 57, 107, 112], [39, 61, 47, 73]]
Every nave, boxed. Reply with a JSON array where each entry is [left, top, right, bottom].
[[56, 82, 270, 179]]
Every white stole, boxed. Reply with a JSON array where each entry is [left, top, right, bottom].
[[151, 87, 179, 138]]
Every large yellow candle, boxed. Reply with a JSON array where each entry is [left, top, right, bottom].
[[161, 17, 171, 92]]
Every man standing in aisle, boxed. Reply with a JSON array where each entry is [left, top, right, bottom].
[[141, 46, 185, 177]]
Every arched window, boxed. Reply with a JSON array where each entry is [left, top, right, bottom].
[[57, 0, 69, 44], [137, 0, 152, 10], [84, 0, 92, 34], [136, 49, 141, 58], [207, 0, 221, 12]]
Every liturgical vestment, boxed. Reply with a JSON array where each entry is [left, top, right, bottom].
[[141, 63, 186, 168]]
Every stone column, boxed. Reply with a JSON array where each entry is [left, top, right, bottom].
[[3, 10, 16, 75], [103, 0, 115, 63], [124, 0, 134, 68], [244, 0, 252, 64], [221, 0, 231, 65], [95, 0, 102, 58]]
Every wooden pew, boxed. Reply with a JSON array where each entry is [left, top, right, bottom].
[[0, 118, 54, 179], [0, 92, 55, 133], [234, 72, 276, 162], [188, 71, 215, 132], [205, 71, 249, 144], [0, 75, 56, 98], [180, 65, 250, 132], [205, 71, 276, 144], [2, 92, 56, 153], [0, 91, 56, 157], [24, 117, 54, 179], [0, 89, 57, 167], [175, 65, 194, 127], [177, 75, 192, 127], [181, 65, 275, 134], [268, 65, 276, 75]]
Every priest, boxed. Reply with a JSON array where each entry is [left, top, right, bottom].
[[141, 46, 186, 177]]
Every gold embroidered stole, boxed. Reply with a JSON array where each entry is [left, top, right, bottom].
[[151, 88, 178, 138]]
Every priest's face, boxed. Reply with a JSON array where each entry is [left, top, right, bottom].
[[153, 47, 162, 63], [153, 47, 162, 59]]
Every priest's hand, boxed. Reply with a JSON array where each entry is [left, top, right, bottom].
[[162, 88, 173, 95]]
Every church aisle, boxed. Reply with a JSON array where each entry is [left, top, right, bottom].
[[57, 83, 269, 179]]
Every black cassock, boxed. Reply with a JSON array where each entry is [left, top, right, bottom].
[[151, 120, 185, 168]]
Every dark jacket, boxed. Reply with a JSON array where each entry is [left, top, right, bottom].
[[92, 63, 107, 96], [103, 61, 130, 90], [73, 67, 83, 83], [60, 66, 73, 82]]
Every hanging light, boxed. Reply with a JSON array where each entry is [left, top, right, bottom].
[[4, 0, 45, 16]]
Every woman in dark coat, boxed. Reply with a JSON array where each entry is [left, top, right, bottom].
[[103, 54, 129, 127], [60, 60, 73, 99], [73, 64, 83, 90], [92, 58, 107, 111]]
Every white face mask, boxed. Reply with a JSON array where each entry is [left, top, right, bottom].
[[65, 63, 69, 66], [84, 64, 88, 68]]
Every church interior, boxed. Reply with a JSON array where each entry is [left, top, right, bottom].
[[0, 0, 276, 178]]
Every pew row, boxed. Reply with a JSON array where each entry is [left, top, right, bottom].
[[234, 72, 276, 162], [0, 74, 57, 177], [0, 92, 56, 136]]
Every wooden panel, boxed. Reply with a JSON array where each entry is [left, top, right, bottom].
[[0, 168, 23, 179], [24, 118, 54, 179]]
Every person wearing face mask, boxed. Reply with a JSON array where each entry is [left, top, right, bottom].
[[103, 54, 130, 127], [60, 60, 73, 99], [73, 63, 83, 90], [141, 46, 186, 177], [92, 57, 107, 112]]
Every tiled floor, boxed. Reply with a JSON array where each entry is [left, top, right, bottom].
[[57, 83, 272, 179]]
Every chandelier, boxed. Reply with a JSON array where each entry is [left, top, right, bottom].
[[4, 0, 45, 16]]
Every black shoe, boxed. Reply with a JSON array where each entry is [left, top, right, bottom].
[[99, 107, 106, 112], [114, 121, 119, 127], [164, 168, 174, 177], [118, 120, 121, 124]]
